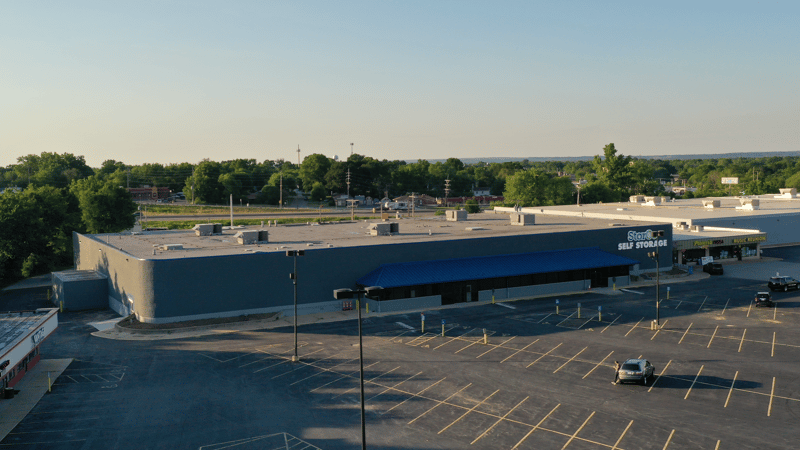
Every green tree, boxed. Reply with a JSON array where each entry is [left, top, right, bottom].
[[0, 186, 81, 282], [13, 152, 94, 188], [299, 154, 332, 192], [184, 160, 223, 204], [70, 176, 137, 234], [309, 182, 327, 202], [592, 143, 633, 201], [503, 169, 549, 206]]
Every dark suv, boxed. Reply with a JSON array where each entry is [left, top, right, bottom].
[[703, 263, 723, 275], [768, 276, 800, 292], [755, 292, 774, 307]]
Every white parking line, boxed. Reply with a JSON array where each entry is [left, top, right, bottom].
[[684, 365, 704, 399], [583, 351, 614, 379], [720, 298, 730, 315], [768, 377, 776, 417], [648, 360, 672, 392], [500, 339, 539, 363], [553, 347, 587, 373], [707, 326, 719, 348], [395, 322, 415, 330], [698, 296, 708, 312], [560, 411, 595, 449], [527, 343, 562, 368], [738, 329, 747, 352], [601, 315, 621, 333], [724, 371, 738, 407], [662, 429, 675, 450], [678, 324, 693, 344], [497, 302, 516, 309], [620, 289, 644, 295], [511, 404, 560, 449], [625, 317, 645, 337]]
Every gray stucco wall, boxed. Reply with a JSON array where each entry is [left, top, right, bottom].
[[75, 224, 669, 323], [694, 214, 800, 247]]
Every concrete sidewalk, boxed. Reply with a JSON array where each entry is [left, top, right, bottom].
[[0, 358, 72, 442]]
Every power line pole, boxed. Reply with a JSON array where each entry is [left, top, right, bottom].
[[346, 168, 351, 198], [279, 173, 283, 209], [350, 142, 354, 156], [296, 145, 301, 165], [444, 178, 451, 207]]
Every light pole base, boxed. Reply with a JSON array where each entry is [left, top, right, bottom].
[[291, 355, 299, 362]]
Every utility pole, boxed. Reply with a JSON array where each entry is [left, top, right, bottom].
[[346, 168, 351, 199], [279, 173, 283, 209], [297, 145, 301, 165], [350, 142, 354, 156], [444, 178, 451, 207], [191, 167, 195, 205], [409, 192, 417, 217]]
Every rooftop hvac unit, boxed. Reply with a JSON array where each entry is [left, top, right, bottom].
[[446, 210, 468, 221], [510, 212, 535, 226]]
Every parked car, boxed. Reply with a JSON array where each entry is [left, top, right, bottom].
[[767, 276, 800, 292], [617, 359, 655, 385], [754, 292, 774, 307], [703, 263, 724, 275]]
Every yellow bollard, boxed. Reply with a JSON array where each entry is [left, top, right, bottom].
[[598, 306, 602, 322], [483, 329, 488, 345], [47, 290, 51, 301], [442, 323, 445, 337], [48, 372, 52, 392], [556, 299, 560, 315], [613, 283, 616, 291], [60, 301, 63, 313], [421, 314, 425, 333], [577, 303, 581, 319], [366, 303, 369, 314], [492, 295, 495, 304]]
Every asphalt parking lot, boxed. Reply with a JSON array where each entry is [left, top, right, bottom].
[[2, 248, 800, 449]]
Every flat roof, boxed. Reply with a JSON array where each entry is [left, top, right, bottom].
[[85, 212, 670, 260], [0, 310, 54, 356], [521, 195, 800, 224]]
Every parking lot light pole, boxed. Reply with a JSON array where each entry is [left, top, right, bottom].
[[648, 230, 665, 326], [333, 286, 384, 450], [287, 250, 305, 362]]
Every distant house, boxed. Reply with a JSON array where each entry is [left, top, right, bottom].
[[473, 188, 491, 196], [127, 187, 170, 201]]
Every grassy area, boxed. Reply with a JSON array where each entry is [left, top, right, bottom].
[[139, 216, 379, 230], [140, 204, 333, 215]]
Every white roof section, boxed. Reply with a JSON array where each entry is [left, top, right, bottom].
[[1, 309, 58, 356], [514, 195, 800, 225], [83, 212, 668, 260]]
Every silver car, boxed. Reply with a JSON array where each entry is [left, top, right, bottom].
[[618, 359, 655, 385]]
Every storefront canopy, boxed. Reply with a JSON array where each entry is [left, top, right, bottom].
[[357, 247, 639, 289]]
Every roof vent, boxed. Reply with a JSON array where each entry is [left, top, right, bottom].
[[159, 244, 184, 251]]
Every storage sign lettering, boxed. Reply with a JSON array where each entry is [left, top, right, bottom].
[[618, 229, 668, 251]]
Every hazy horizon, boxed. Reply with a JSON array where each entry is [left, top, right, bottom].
[[2, 2, 798, 168]]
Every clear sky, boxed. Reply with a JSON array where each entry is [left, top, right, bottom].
[[2, 1, 798, 168]]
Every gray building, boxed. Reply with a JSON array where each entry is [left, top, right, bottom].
[[72, 213, 673, 324]]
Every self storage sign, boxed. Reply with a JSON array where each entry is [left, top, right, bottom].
[[618, 230, 668, 251]]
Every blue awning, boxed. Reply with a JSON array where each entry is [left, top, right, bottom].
[[357, 247, 639, 289]]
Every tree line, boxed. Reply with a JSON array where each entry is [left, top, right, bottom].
[[2, 148, 799, 284]]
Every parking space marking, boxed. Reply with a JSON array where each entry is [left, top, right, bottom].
[[715, 440, 721, 450], [537, 313, 554, 324], [497, 302, 516, 309], [555, 311, 577, 327], [684, 365, 704, 399], [367, 371, 423, 402], [433, 327, 479, 350], [332, 366, 401, 398], [500, 339, 539, 363], [768, 377, 775, 417], [611, 420, 634, 450], [724, 371, 739, 407], [747, 301, 754, 317], [648, 360, 672, 392], [600, 315, 620, 333], [437, 389, 499, 434], [720, 298, 730, 315], [527, 343, 562, 368], [707, 326, 719, 348], [662, 429, 675, 450], [553, 347, 587, 373], [698, 296, 708, 312], [511, 404, 560, 450], [407, 333, 438, 347], [308, 361, 380, 393], [625, 317, 645, 337], [395, 322, 415, 330], [381, 377, 446, 415], [271, 349, 350, 380], [289, 357, 360, 386], [651, 319, 669, 340], [583, 351, 614, 379], [253, 348, 324, 373], [772, 332, 776, 357], [738, 329, 747, 352], [470, 396, 529, 444], [408, 383, 472, 424], [454, 340, 481, 354], [560, 411, 594, 450], [242, 346, 294, 368], [476, 336, 516, 359]]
